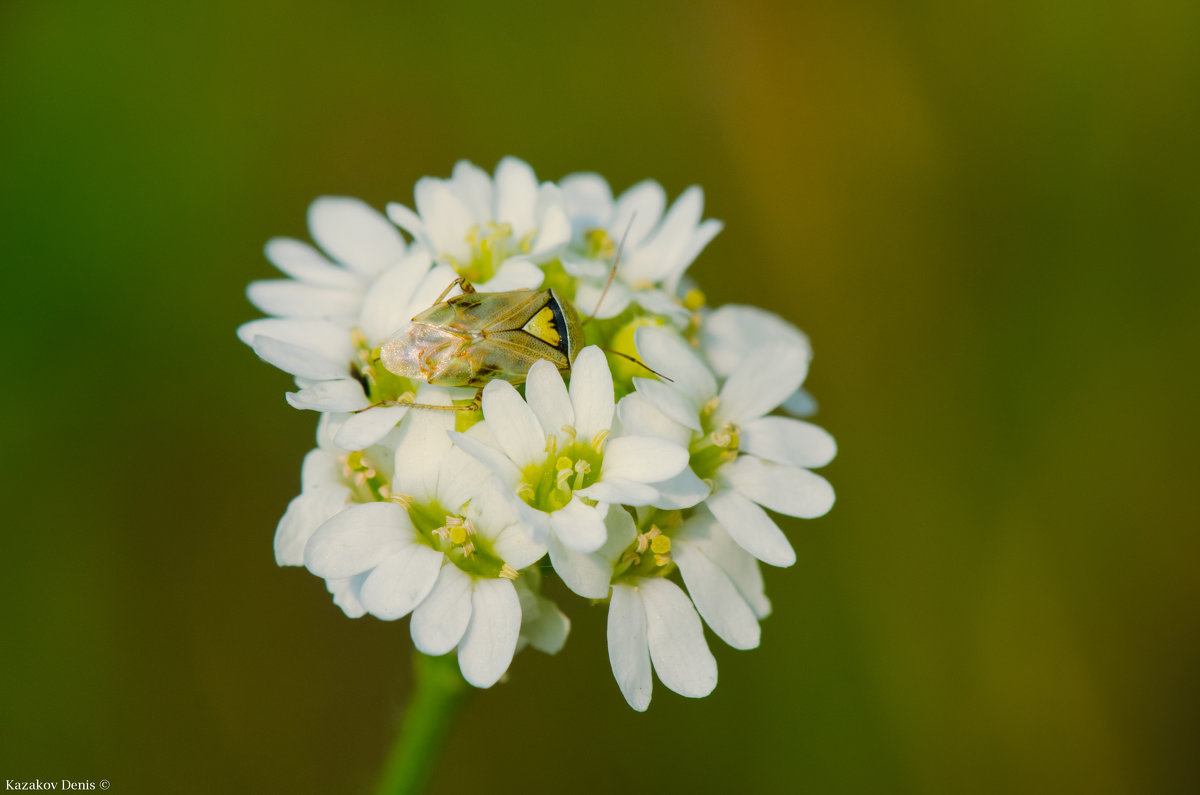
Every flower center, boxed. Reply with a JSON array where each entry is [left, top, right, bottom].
[[342, 450, 391, 502], [612, 509, 682, 585], [688, 397, 739, 481], [447, 222, 534, 284], [516, 426, 608, 513], [399, 497, 514, 580], [583, 227, 615, 260]]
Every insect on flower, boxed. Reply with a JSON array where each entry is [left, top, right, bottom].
[[379, 277, 585, 390], [373, 225, 662, 412]]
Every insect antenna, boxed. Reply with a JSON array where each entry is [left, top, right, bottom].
[[582, 214, 636, 326], [598, 347, 673, 382]]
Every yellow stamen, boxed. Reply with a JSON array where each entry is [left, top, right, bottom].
[[682, 289, 706, 311]]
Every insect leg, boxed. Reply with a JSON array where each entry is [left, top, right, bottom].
[[432, 276, 477, 305], [583, 214, 635, 325], [361, 391, 482, 414]]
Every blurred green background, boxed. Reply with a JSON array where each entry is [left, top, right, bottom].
[[3, 0, 1198, 792]]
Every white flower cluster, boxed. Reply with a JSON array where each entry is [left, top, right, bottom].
[[239, 158, 835, 710]]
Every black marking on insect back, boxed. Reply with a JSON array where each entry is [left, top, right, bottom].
[[544, 294, 571, 357]]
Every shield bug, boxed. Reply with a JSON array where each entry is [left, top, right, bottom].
[[378, 277, 585, 389], [369, 224, 664, 412]]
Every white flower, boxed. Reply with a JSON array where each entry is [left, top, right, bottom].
[[593, 507, 718, 712], [700, 304, 820, 417], [625, 322, 836, 567], [271, 415, 401, 618], [246, 196, 407, 322], [242, 162, 839, 711], [240, 207, 475, 449], [386, 157, 570, 292], [303, 388, 547, 688], [449, 347, 689, 597], [671, 509, 771, 650], [558, 174, 722, 322]]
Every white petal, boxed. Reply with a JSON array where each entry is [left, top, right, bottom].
[[390, 389, 455, 502], [634, 326, 717, 403], [705, 488, 796, 567], [611, 180, 666, 249], [516, 501, 553, 547], [413, 178, 474, 260], [576, 477, 659, 506], [286, 379, 370, 412], [252, 335, 347, 381], [523, 595, 570, 655], [559, 254, 610, 281], [633, 377, 702, 431], [405, 261, 460, 316], [450, 160, 494, 221], [274, 488, 351, 566], [598, 503, 640, 565], [308, 196, 406, 277], [480, 380, 545, 468], [437, 446, 499, 513], [676, 510, 771, 618], [601, 436, 688, 483], [640, 578, 717, 698], [573, 279, 631, 320], [332, 405, 409, 451], [448, 430, 522, 486], [741, 417, 837, 468], [525, 359, 574, 441], [608, 584, 652, 711], [492, 524, 546, 571], [493, 156, 538, 235], [358, 251, 436, 344], [247, 279, 361, 318], [627, 185, 703, 283], [327, 574, 368, 618], [236, 318, 355, 364], [615, 393, 694, 447], [647, 467, 711, 510], [458, 579, 522, 688], [632, 290, 691, 323], [674, 541, 760, 650], [300, 447, 346, 491], [550, 496, 607, 553], [569, 346, 614, 440], [715, 345, 808, 425], [702, 305, 811, 379], [723, 455, 835, 519], [476, 259, 544, 292], [385, 202, 427, 247], [664, 218, 723, 293], [531, 188, 572, 253], [546, 531, 610, 599], [304, 502, 413, 578], [782, 388, 819, 418], [264, 238, 362, 289], [359, 543, 444, 620], [410, 564, 471, 655], [560, 172, 614, 230]]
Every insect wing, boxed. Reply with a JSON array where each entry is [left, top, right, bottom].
[[379, 322, 466, 383], [382, 289, 579, 387]]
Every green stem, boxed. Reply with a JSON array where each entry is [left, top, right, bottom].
[[374, 653, 471, 795]]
